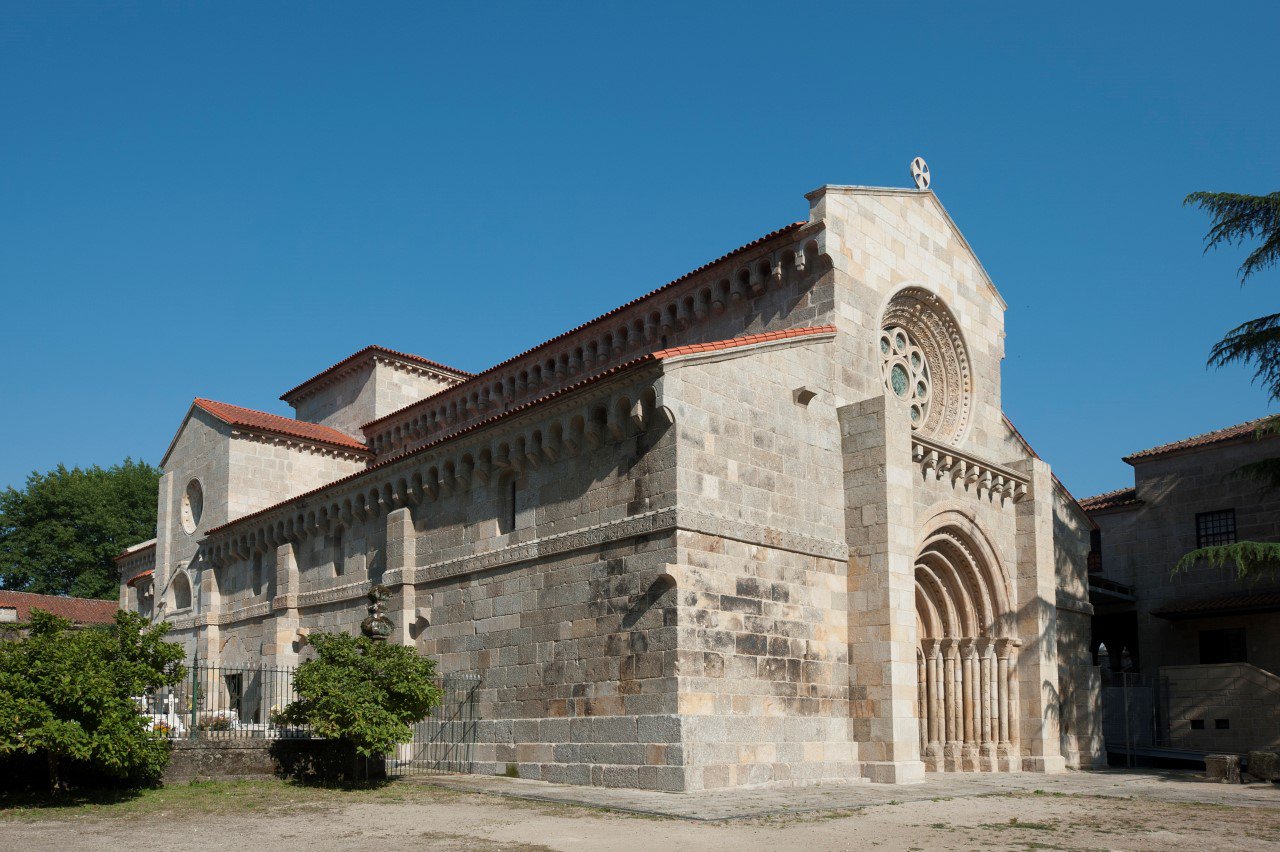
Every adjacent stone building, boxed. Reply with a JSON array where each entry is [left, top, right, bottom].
[[1083, 417, 1280, 755], [119, 180, 1101, 790]]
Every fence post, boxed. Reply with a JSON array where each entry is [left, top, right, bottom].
[[189, 654, 199, 740]]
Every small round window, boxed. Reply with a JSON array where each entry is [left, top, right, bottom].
[[181, 479, 204, 534]]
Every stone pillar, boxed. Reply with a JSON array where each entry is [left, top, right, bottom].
[[979, 639, 995, 768], [961, 639, 978, 769], [840, 395, 925, 784], [943, 639, 961, 770], [269, 542, 301, 668], [996, 638, 1012, 752], [386, 506, 418, 647], [195, 560, 221, 667], [917, 651, 928, 753], [924, 639, 942, 763], [1010, 457, 1068, 774]]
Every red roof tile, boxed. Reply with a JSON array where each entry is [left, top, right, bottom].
[[1152, 591, 1280, 620], [126, 569, 154, 588], [1123, 416, 1277, 463], [206, 326, 835, 537], [1079, 487, 1140, 512], [194, 398, 371, 455], [280, 345, 473, 403], [652, 326, 835, 359], [0, 591, 118, 625]]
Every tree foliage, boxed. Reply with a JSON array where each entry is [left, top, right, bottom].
[[1179, 189, 1280, 573], [0, 459, 160, 598], [280, 633, 443, 758], [0, 610, 186, 791]]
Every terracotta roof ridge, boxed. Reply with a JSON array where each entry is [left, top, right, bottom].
[[280, 345, 473, 403], [1123, 415, 1277, 463], [652, 325, 836, 360], [1078, 486, 1140, 512], [193, 398, 370, 454]]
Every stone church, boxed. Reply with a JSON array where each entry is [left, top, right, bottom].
[[119, 178, 1103, 790]]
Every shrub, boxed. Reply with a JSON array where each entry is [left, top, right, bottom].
[[279, 632, 443, 759], [0, 610, 186, 792]]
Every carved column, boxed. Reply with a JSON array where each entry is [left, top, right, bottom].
[[979, 638, 995, 767], [961, 638, 978, 769], [943, 638, 961, 768], [924, 639, 942, 764], [996, 637, 1013, 755], [917, 650, 928, 753]]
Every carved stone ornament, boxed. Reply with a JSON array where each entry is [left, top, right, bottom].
[[360, 583, 394, 641], [881, 287, 972, 444]]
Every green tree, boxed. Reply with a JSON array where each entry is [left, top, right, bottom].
[[1178, 190, 1280, 576], [0, 459, 160, 598], [0, 609, 186, 791], [280, 632, 443, 759]]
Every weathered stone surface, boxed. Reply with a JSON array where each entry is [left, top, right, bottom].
[[1246, 750, 1279, 783], [1205, 754, 1241, 784], [123, 182, 1094, 792]]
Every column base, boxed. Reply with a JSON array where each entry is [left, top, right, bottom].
[[1021, 755, 1068, 774], [863, 760, 927, 784]]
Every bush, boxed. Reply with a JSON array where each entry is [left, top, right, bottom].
[[0, 610, 185, 792], [279, 633, 443, 759]]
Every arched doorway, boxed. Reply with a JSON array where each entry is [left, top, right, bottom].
[[914, 519, 1019, 772]]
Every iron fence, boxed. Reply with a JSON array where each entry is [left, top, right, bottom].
[[1100, 669, 1171, 764], [137, 660, 304, 739], [138, 662, 481, 773], [387, 673, 482, 777]]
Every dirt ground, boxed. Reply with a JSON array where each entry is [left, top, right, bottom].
[[4, 778, 1280, 852]]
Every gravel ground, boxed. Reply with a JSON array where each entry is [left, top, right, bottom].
[[3, 774, 1279, 851]]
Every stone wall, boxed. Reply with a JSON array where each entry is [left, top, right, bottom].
[[1091, 436, 1280, 675], [1164, 663, 1280, 753]]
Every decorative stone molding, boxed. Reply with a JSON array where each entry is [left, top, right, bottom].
[[228, 429, 371, 463], [404, 508, 680, 585], [198, 600, 272, 627], [678, 509, 849, 562], [882, 287, 972, 445], [912, 435, 1029, 504], [1055, 591, 1095, 616]]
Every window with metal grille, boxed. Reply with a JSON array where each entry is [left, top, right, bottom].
[[1195, 509, 1236, 548]]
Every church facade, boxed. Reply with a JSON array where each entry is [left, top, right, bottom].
[[119, 181, 1102, 790]]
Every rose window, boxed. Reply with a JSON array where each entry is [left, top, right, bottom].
[[880, 325, 931, 428]]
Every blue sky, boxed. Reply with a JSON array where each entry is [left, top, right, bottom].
[[1, 2, 1276, 499]]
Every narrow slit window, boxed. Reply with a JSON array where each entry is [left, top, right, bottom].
[[333, 527, 344, 576]]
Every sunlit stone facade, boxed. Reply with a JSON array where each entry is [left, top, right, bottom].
[[120, 182, 1102, 790]]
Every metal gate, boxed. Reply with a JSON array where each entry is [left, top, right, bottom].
[[1101, 670, 1170, 765], [387, 673, 481, 777]]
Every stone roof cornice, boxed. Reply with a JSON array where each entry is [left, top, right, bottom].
[[280, 345, 472, 405]]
